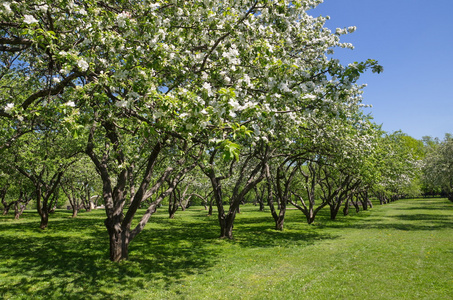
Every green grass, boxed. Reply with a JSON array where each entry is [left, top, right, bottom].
[[1, 198, 452, 299]]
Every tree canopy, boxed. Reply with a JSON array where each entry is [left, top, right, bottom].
[[2, 1, 434, 263]]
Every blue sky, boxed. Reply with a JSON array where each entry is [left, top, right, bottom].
[[310, 0, 453, 140]]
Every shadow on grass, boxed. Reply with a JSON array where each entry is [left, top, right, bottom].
[[389, 198, 453, 211], [0, 214, 220, 299], [228, 212, 340, 249], [10, 201, 450, 298], [324, 212, 453, 232], [350, 221, 453, 231], [0, 209, 338, 299], [391, 205, 453, 211]]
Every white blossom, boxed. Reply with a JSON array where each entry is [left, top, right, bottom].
[[60, 65, 71, 75], [303, 94, 317, 100], [202, 82, 213, 96], [4, 103, 14, 113], [3, 3, 12, 14], [115, 100, 127, 108], [24, 15, 38, 24], [279, 82, 291, 93], [242, 74, 251, 86], [348, 26, 357, 33], [77, 58, 89, 71], [117, 11, 130, 27], [64, 101, 76, 107], [229, 99, 241, 111], [38, 4, 49, 12], [149, 3, 160, 10], [222, 45, 240, 64]]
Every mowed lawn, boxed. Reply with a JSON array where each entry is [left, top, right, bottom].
[[0, 198, 452, 299]]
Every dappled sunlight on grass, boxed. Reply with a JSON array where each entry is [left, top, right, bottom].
[[1, 199, 452, 299]]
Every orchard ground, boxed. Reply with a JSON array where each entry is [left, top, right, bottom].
[[1, 198, 452, 299]]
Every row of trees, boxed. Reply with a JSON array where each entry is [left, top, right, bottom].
[[421, 135, 453, 201], [0, 1, 444, 262]]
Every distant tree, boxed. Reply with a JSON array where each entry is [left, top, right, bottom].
[[267, 156, 300, 230], [372, 132, 420, 203], [13, 128, 81, 228], [422, 134, 453, 201], [199, 142, 269, 238], [61, 156, 101, 217]]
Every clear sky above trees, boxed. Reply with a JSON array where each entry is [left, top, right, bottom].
[[312, 0, 453, 140]]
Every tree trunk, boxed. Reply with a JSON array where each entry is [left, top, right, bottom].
[[105, 218, 130, 262], [305, 208, 315, 225], [330, 203, 340, 220], [15, 205, 26, 220], [2, 204, 11, 215], [351, 198, 360, 212], [14, 202, 21, 220], [109, 231, 129, 262], [254, 185, 265, 211], [273, 201, 286, 230], [168, 204, 177, 218], [267, 181, 287, 231], [259, 200, 264, 212], [208, 199, 213, 216], [220, 211, 236, 239], [343, 198, 350, 216], [1, 187, 10, 215], [208, 174, 228, 238], [13, 192, 31, 220], [40, 211, 49, 229], [275, 214, 285, 231], [168, 192, 178, 219], [361, 195, 368, 210]]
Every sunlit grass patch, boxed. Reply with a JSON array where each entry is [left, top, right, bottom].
[[1, 198, 452, 299]]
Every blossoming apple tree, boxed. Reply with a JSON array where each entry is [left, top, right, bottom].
[[1, 0, 382, 260]]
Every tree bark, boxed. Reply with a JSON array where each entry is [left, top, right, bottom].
[[360, 192, 369, 211], [275, 213, 285, 231], [14, 203, 24, 220], [343, 198, 350, 216], [221, 210, 236, 239], [2, 203, 12, 215], [208, 197, 213, 216], [267, 178, 286, 231], [40, 211, 49, 229], [168, 191, 178, 219], [1, 187, 11, 215], [105, 217, 130, 262], [329, 201, 342, 220], [210, 175, 228, 238]]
